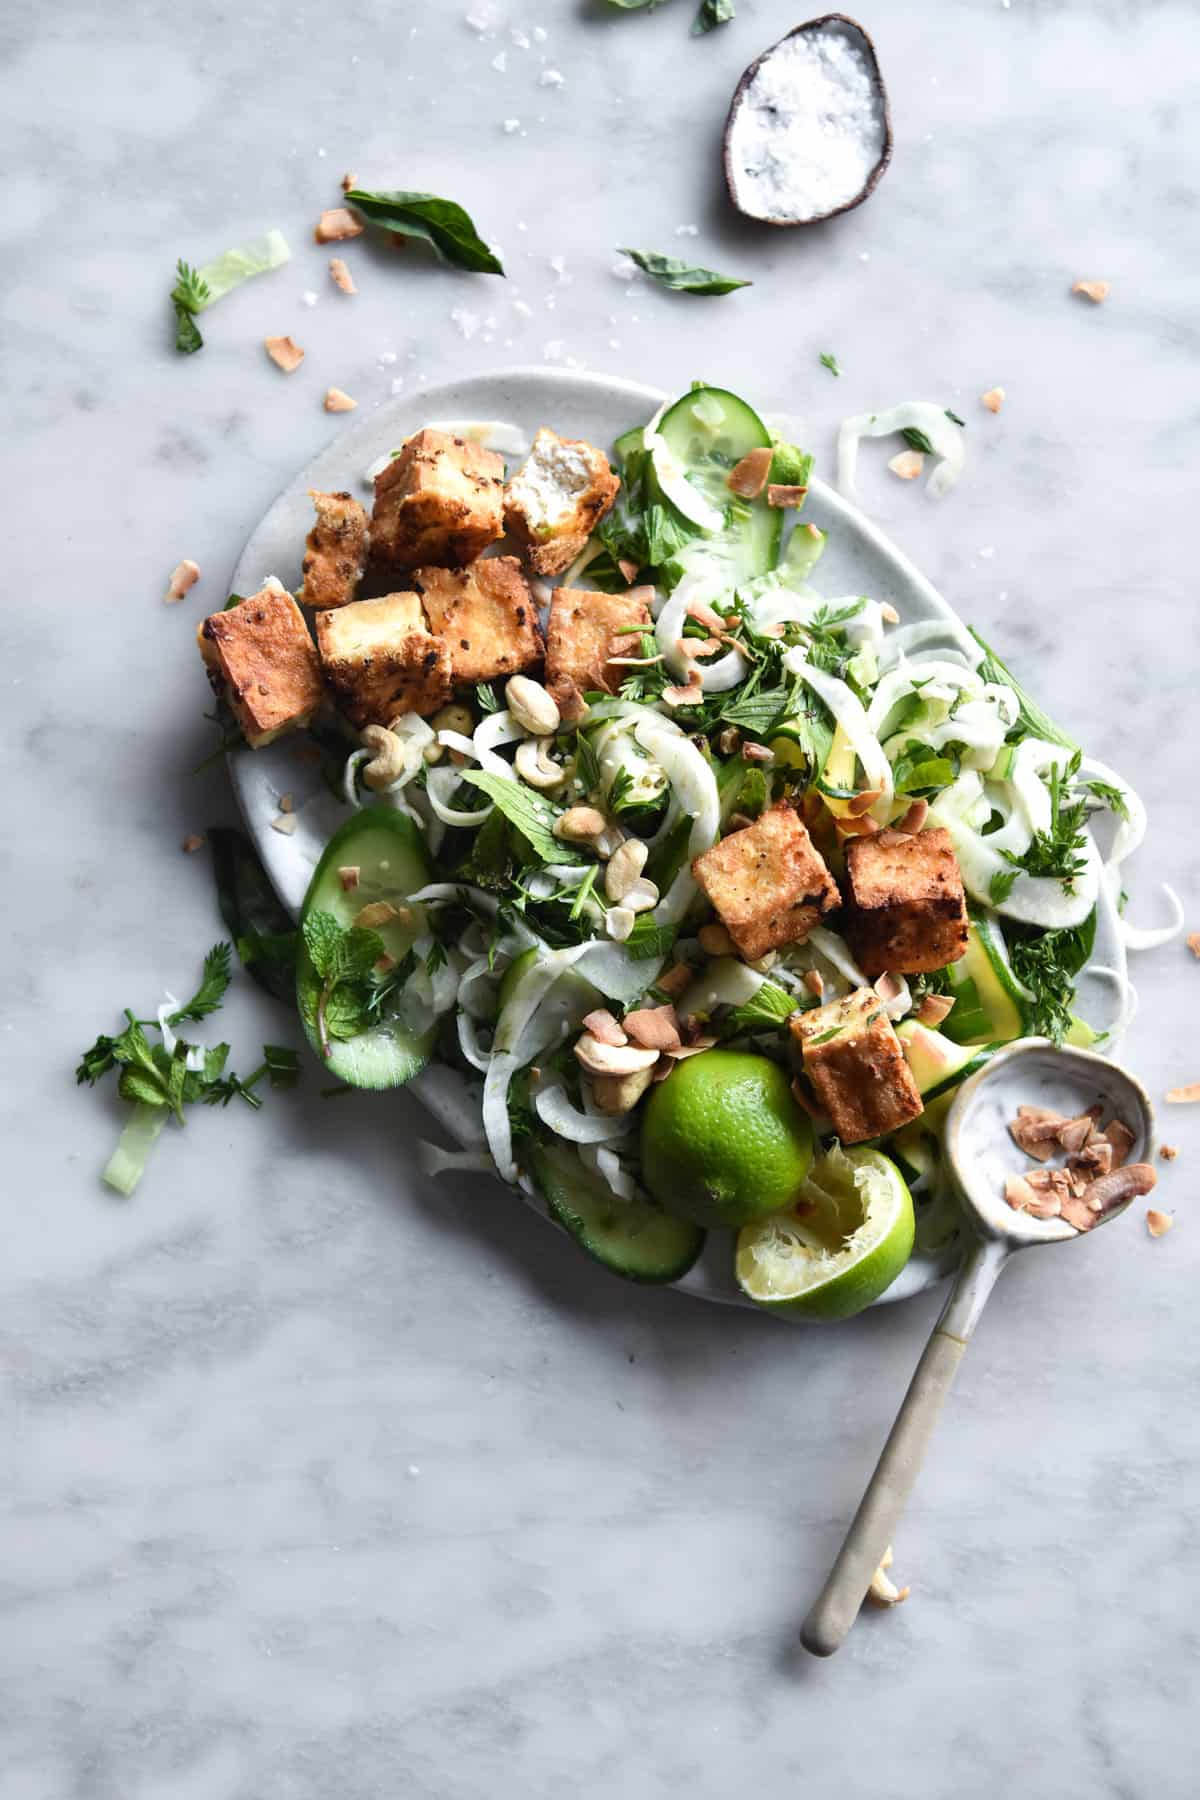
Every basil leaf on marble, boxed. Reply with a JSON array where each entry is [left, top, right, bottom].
[[620, 249, 750, 296], [344, 190, 503, 274], [693, 0, 735, 31]]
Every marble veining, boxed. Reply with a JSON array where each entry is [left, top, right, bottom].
[[3, 2, 1198, 1795]]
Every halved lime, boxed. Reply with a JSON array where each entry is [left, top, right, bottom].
[[735, 1145, 915, 1321]]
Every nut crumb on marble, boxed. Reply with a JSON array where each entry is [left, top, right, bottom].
[[1165, 1083, 1200, 1104], [324, 387, 357, 412], [164, 559, 200, 604], [329, 258, 357, 294], [888, 450, 924, 480], [181, 833, 204, 854], [867, 1544, 910, 1608], [265, 335, 305, 373], [1072, 279, 1110, 304], [1159, 1144, 1178, 1161], [1187, 932, 1200, 958], [981, 386, 1006, 413], [1146, 1209, 1173, 1238], [315, 207, 364, 243]]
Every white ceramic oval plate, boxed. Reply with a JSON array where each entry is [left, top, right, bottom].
[[229, 367, 1125, 1314]]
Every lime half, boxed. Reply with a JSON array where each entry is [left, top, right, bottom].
[[735, 1146, 915, 1321]]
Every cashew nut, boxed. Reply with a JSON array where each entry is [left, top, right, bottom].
[[554, 805, 607, 845], [604, 837, 649, 903], [606, 907, 635, 942], [515, 738, 566, 790], [506, 675, 560, 737], [589, 1065, 656, 1116], [621, 876, 659, 916], [573, 1032, 660, 1077], [361, 724, 408, 791], [866, 1545, 910, 1609]]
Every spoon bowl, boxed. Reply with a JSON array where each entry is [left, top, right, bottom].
[[801, 1038, 1157, 1657]]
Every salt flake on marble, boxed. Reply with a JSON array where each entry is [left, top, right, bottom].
[[513, 298, 533, 318], [542, 339, 565, 362], [540, 68, 564, 88], [503, 118, 521, 133], [492, 50, 507, 72], [451, 307, 482, 340], [533, 24, 547, 42], [378, 350, 398, 366], [301, 291, 319, 307], [511, 27, 530, 48], [611, 254, 638, 282], [390, 376, 405, 395], [675, 224, 699, 237]]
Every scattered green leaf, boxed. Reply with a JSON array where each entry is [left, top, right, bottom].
[[620, 249, 750, 296], [345, 189, 503, 274], [819, 353, 841, 378]]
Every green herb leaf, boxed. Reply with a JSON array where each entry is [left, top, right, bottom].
[[345, 189, 503, 274], [768, 442, 813, 489], [210, 827, 298, 1004], [819, 352, 841, 377], [968, 629, 1077, 752], [174, 304, 204, 355], [624, 917, 679, 961], [620, 249, 750, 296], [999, 753, 1088, 894], [945, 408, 966, 428], [475, 681, 501, 715], [168, 943, 233, 1024], [169, 235, 290, 355], [1009, 910, 1097, 1044], [460, 771, 585, 864], [989, 868, 1018, 905], [302, 911, 345, 981], [901, 426, 936, 456], [574, 732, 602, 798], [692, 0, 735, 32], [718, 684, 790, 735], [729, 981, 797, 1033], [1085, 779, 1130, 822]]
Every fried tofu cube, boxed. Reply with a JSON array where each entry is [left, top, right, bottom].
[[198, 586, 324, 748], [692, 801, 839, 961], [844, 827, 969, 978], [544, 586, 653, 707], [370, 429, 504, 572], [504, 427, 620, 576], [297, 489, 369, 609], [315, 592, 451, 727], [411, 556, 542, 685], [793, 989, 924, 1144]]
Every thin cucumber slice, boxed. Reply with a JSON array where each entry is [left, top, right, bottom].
[[530, 1141, 705, 1285], [656, 386, 782, 593], [943, 912, 1028, 1045], [897, 1020, 999, 1102], [296, 807, 433, 1089]]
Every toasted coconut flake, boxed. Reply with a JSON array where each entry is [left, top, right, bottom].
[[270, 812, 298, 835], [766, 483, 808, 508], [1146, 1209, 1174, 1237], [1160, 1144, 1178, 1162], [1062, 1162, 1157, 1231], [656, 962, 693, 1000], [803, 968, 824, 1000], [741, 741, 774, 765], [866, 1545, 909, 1608], [1187, 932, 1200, 959], [181, 833, 205, 855], [623, 1005, 682, 1052], [582, 1009, 627, 1048], [265, 335, 305, 373], [727, 447, 773, 500], [679, 635, 723, 661], [873, 972, 906, 1005], [354, 900, 400, 929], [315, 206, 364, 243], [880, 602, 900, 624], [663, 673, 704, 707], [617, 558, 641, 584], [1104, 1119, 1137, 1165], [981, 387, 1006, 414], [888, 450, 924, 481], [341, 172, 355, 193], [915, 992, 955, 1028], [664, 1035, 718, 1062], [687, 599, 729, 635], [846, 787, 883, 818], [1166, 1083, 1200, 1104], [278, 792, 294, 813], [1006, 1173, 1050, 1215], [896, 799, 929, 834], [1072, 279, 1110, 304], [338, 865, 361, 892], [164, 558, 200, 604], [329, 257, 357, 294], [1057, 1115, 1097, 1155], [324, 386, 357, 413]]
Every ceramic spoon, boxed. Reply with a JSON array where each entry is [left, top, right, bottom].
[[801, 1038, 1157, 1658]]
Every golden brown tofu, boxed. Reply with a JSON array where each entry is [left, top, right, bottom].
[[544, 586, 653, 706], [692, 801, 839, 962], [411, 557, 543, 686], [370, 429, 504, 572], [297, 489, 369, 609], [315, 592, 452, 726], [504, 427, 620, 576], [844, 827, 969, 978], [198, 586, 324, 748], [793, 989, 924, 1144]]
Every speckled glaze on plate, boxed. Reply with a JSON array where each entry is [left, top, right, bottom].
[[227, 367, 1127, 1315]]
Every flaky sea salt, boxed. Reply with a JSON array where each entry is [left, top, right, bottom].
[[503, 118, 521, 133], [492, 50, 507, 72], [451, 307, 481, 340], [726, 22, 887, 223], [540, 67, 564, 88]]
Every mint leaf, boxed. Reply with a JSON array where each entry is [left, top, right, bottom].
[[460, 771, 585, 864], [303, 910, 345, 980]]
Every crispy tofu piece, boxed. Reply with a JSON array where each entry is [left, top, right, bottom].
[[370, 429, 504, 572], [198, 587, 324, 748], [844, 827, 969, 978], [793, 989, 924, 1144], [504, 427, 620, 576], [544, 586, 653, 705], [315, 592, 451, 726], [297, 489, 369, 609], [411, 556, 543, 685], [692, 801, 839, 961]]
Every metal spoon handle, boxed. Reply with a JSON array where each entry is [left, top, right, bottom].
[[800, 1237, 1005, 1658]]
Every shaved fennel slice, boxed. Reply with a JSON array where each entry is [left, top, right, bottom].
[[483, 945, 592, 1182], [417, 1141, 496, 1179], [643, 403, 724, 533], [533, 1075, 633, 1145], [931, 771, 1102, 928], [679, 957, 765, 1016], [425, 763, 493, 827], [806, 926, 870, 991], [1079, 756, 1146, 868], [579, 1142, 639, 1202], [436, 726, 513, 780], [656, 578, 748, 692], [1078, 964, 1138, 1039], [456, 1011, 494, 1073], [1118, 881, 1184, 952], [838, 402, 966, 502], [877, 619, 985, 672], [634, 720, 721, 923], [783, 653, 892, 819]]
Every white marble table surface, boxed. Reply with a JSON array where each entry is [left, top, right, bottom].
[[4, 1, 1198, 1794]]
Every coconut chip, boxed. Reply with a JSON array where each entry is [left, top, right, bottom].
[[315, 207, 364, 243], [329, 257, 357, 294], [915, 992, 955, 1028], [866, 1545, 910, 1609], [1159, 1145, 1178, 1161], [265, 335, 304, 373], [181, 833, 205, 854], [164, 559, 200, 604], [1146, 1209, 1173, 1239], [1187, 933, 1200, 959], [1072, 279, 1110, 304], [981, 387, 1005, 414], [324, 387, 358, 412], [727, 447, 773, 499], [1165, 1083, 1200, 1104], [888, 450, 924, 481]]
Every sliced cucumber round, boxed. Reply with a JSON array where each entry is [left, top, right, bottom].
[[529, 1140, 705, 1285], [897, 1020, 999, 1103], [655, 386, 781, 592], [942, 912, 1028, 1045], [296, 807, 434, 1089]]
